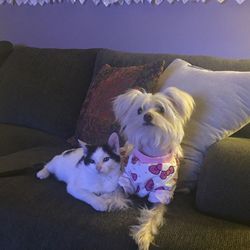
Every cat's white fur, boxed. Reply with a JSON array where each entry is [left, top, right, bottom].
[[37, 133, 130, 212]]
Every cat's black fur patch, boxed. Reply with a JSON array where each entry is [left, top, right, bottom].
[[101, 144, 120, 163], [83, 145, 98, 165], [76, 154, 85, 166], [77, 144, 120, 166]]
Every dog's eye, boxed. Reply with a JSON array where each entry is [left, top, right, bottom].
[[137, 107, 143, 115], [103, 157, 110, 162], [89, 159, 95, 164], [157, 106, 165, 114]]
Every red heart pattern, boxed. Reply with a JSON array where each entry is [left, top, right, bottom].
[[131, 156, 139, 164], [160, 166, 175, 180], [145, 179, 154, 191], [131, 173, 137, 181], [148, 163, 162, 175]]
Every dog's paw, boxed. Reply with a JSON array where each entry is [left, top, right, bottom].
[[36, 168, 50, 179]]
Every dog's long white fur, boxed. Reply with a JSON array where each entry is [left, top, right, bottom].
[[130, 204, 166, 250], [113, 87, 195, 250]]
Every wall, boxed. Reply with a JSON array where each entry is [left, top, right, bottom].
[[0, 0, 250, 58]]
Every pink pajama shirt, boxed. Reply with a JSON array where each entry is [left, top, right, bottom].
[[119, 149, 178, 204]]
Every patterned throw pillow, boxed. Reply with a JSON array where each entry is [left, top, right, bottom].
[[74, 61, 165, 145]]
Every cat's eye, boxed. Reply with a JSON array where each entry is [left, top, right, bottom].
[[137, 107, 143, 115], [103, 157, 110, 162], [89, 159, 95, 164]]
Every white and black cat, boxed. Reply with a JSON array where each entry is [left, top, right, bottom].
[[36, 133, 130, 212]]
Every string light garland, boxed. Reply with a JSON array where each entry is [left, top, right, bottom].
[[0, 0, 246, 7]]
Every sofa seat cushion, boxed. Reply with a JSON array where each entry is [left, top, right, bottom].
[[0, 46, 98, 138], [0, 124, 69, 157], [0, 167, 249, 250], [196, 137, 250, 224]]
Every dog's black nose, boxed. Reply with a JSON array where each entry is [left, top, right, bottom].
[[143, 113, 153, 123]]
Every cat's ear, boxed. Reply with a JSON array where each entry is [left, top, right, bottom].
[[108, 133, 120, 155], [78, 139, 88, 155]]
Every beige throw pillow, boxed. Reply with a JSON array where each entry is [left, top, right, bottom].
[[159, 59, 250, 190]]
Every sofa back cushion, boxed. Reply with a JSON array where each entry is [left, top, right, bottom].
[[94, 49, 250, 74], [0, 41, 13, 67], [93, 49, 250, 138], [0, 124, 69, 157], [0, 46, 98, 138]]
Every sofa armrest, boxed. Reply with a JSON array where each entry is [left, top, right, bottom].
[[196, 137, 250, 224], [0, 41, 13, 67]]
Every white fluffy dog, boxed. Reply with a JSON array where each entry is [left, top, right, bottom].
[[113, 87, 195, 250]]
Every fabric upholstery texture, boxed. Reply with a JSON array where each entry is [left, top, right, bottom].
[[94, 48, 250, 76], [196, 137, 250, 224], [232, 123, 250, 138], [0, 171, 249, 250], [159, 59, 250, 190], [0, 146, 69, 174], [0, 46, 98, 139], [75, 61, 165, 145], [0, 124, 69, 157], [0, 41, 13, 67]]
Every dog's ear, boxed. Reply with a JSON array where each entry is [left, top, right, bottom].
[[113, 89, 143, 124], [162, 87, 195, 124], [78, 139, 88, 155], [108, 132, 120, 155]]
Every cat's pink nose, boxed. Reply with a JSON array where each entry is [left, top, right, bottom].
[[96, 165, 102, 172]]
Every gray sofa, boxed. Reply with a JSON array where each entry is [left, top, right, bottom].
[[0, 41, 249, 250]]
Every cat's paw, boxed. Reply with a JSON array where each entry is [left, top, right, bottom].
[[91, 198, 108, 212], [36, 168, 50, 179]]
